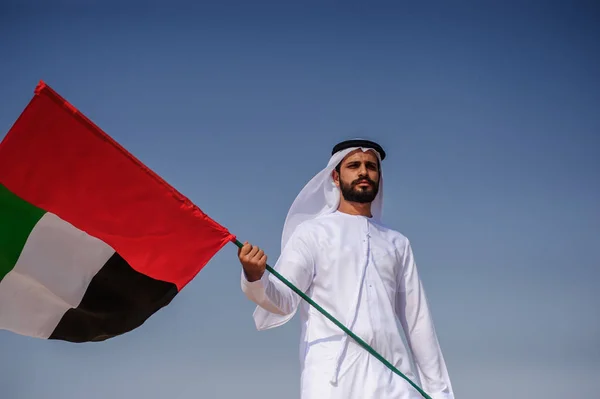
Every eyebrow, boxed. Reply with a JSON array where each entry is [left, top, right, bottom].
[[345, 160, 378, 167]]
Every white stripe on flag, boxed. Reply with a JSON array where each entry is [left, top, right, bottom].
[[0, 212, 114, 338]]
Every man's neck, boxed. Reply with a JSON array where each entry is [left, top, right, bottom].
[[337, 201, 372, 218]]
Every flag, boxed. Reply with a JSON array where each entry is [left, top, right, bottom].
[[0, 81, 236, 343]]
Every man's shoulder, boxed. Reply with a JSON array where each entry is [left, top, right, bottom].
[[286, 217, 327, 242], [289, 213, 342, 239], [293, 215, 330, 235]]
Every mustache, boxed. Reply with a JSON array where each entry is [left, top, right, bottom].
[[351, 177, 376, 186]]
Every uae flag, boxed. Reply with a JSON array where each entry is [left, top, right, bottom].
[[0, 82, 235, 343]]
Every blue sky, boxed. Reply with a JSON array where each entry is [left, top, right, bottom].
[[1, 1, 598, 398]]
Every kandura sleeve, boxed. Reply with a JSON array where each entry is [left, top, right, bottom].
[[241, 225, 315, 317], [395, 240, 455, 399]]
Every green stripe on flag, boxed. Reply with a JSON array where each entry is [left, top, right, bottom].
[[0, 183, 45, 282]]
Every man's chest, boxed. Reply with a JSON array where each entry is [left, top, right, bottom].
[[309, 221, 402, 295]]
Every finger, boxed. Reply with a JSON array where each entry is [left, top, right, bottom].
[[239, 242, 251, 256], [249, 245, 260, 258], [258, 253, 267, 265]]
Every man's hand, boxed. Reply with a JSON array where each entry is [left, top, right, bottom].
[[238, 242, 267, 282]]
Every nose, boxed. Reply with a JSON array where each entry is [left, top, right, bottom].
[[358, 163, 368, 176]]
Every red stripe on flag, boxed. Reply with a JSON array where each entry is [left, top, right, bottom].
[[0, 81, 235, 290]]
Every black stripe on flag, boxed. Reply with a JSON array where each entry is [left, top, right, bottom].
[[49, 252, 178, 342]]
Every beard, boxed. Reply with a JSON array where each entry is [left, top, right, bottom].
[[340, 175, 379, 203]]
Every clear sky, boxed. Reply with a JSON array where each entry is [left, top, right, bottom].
[[1, 1, 598, 398]]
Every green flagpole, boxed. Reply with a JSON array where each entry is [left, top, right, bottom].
[[232, 239, 432, 399]]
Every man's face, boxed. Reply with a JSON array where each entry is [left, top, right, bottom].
[[333, 150, 380, 204]]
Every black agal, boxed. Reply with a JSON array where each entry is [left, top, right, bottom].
[[331, 139, 386, 160]]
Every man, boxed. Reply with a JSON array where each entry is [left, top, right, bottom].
[[238, 139, 454, 399]]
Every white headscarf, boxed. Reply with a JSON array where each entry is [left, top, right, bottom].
[[280, 146, 384, 252]]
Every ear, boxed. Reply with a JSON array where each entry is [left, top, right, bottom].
[[331, 169, 340, 187]]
